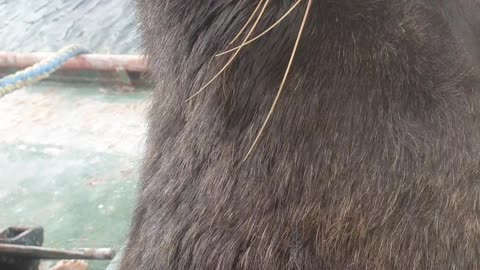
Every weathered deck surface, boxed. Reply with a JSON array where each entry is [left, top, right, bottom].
[[0, 82, 149, 269]]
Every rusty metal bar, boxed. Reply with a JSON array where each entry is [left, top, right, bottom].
[[0, 51, 147, 73], [0, 243, 115, 260]]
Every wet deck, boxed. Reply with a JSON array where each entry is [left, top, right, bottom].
[[0, 82, 149, 269]]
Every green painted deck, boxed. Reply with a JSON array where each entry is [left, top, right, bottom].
[[0, 82, 150, 269]]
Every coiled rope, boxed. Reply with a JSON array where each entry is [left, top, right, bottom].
[[0, 45, 89, 98]]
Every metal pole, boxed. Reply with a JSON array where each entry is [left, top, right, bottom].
[[0, 243, 115, 261], [0, 51, 147, 73]]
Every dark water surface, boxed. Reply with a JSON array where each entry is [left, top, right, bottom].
[[0, 0, 138, 53]]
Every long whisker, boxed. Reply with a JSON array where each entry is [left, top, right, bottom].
[[227, 0, 264, 46], [216, 0, 303, 57], [243, 0, 312, 161], [185, 0, 270, 102]]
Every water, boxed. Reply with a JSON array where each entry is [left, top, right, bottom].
[[0, 0, 138, 54]]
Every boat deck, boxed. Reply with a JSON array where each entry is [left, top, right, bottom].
[[0, 81, 149, 270]]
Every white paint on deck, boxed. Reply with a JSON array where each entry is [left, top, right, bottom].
[[0, 86, 148, 156]]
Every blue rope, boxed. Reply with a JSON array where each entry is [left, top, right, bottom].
[[0, 45, 89, 97]]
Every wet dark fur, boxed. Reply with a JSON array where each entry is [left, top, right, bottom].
[[120, 0, 480, 269]]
